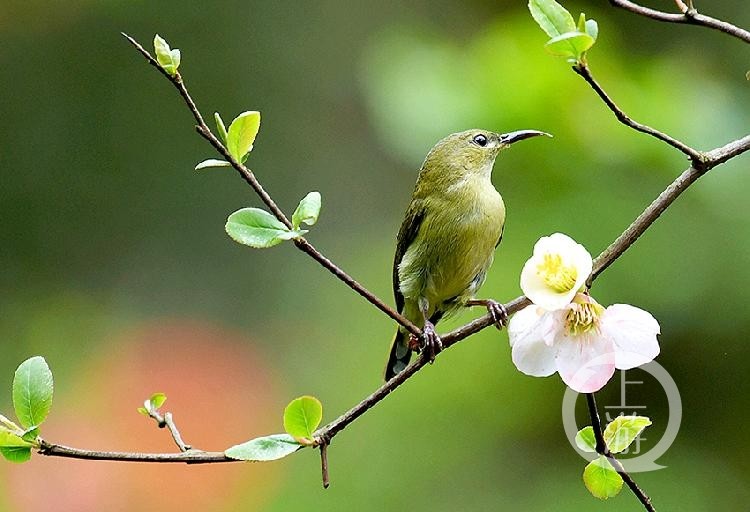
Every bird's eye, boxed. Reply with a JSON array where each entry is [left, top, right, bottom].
[[472, 134, 488, 147]]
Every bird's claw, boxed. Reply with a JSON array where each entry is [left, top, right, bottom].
[[420, 321, 442, 363], [486, 300, 508, 330]]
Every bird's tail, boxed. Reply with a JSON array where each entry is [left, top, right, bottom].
[[385, 329, 412, 381]]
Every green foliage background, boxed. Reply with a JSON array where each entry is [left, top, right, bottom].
[[1, 0, 749, 510]]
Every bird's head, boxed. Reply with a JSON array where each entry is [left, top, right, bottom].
[[421, 128, 551, 180]]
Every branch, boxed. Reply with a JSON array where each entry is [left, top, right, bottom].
[[572, 62, 704, 164], [610, 0, 750, 44], [144, 407, 192, 452], [590, 134, 750, 283], [38, 439, 234, 464], [585, 394, 656, 512], [121, 33, 421, 338]]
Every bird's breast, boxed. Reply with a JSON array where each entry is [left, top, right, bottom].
[[399, 177, 505, 309]]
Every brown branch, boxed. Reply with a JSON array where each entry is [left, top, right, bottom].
[[38, 439, 234, 464], [610, 0, 750, 44], [590, 134, 750, 283], [320, 444, 330, 489], [585, 394, 656, 512], [572, 62, 704, 164], [121, 33, 420, 337]]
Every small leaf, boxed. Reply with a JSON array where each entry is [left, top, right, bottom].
[[545, 32, 595, 61], [214, 112, 228, 144], [226, 208, 305, 248], [0, 429, 33, 463], [226, 111, 261, 162], [195, 159, 232, 171], [137, 407, 149, 417], [283, 396, 323, 442], [225, 434, 301, 461], [603, 415, 652, 453], [575, 426, 597, 453], [149, 393, 167, 410], [153, 34, 180, 76], [585, 19, 599, 41], [292, 192, 322, 230], [13, 356, 53, 429], [21, 427, 39, 443], [583, 456, 623, 499], [528, 0, 576, 38], [577, 12, 586, 33], [0, 446, 32, 463]]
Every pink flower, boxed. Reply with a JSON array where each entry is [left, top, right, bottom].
[[508, 294, 660, 393]]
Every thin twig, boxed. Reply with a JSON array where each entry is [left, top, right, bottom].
[[585, 394, 656, 512], [590, 134, 750, 283], [163, 412, 192, 452], [143, 405, 192, 451], [572, 62, 704, 164], [610, 0, 750, 44], [121, 33, 420, 337], [38, 439, 234, 464], [320, 444, 330, 489]]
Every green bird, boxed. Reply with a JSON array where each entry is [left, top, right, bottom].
[[386, 128, 550, 380]]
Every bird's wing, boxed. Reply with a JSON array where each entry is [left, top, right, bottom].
[[392, 201, 425, 313]]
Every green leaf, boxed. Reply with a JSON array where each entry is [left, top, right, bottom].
[[575, 426, 597, 453], [214, 112, 228, 144], [0, 446, 32, 463], [0, 429, 31, 447], [603, 415, 652, 453], [226, 208, 305, 248], [528, 0, 576, 38], [153, 34, 180, 76], [225, 434, 301, 461], [544, 31, 595, 61], [583, 456, 623, 499], [21, 427, 39, 443], [149, 392, 167, 410], [0, 429, 33, 463], [13, 356, 53, 429], [283, 396, 323, 443], [291, 192, 322, 230], [195, 159, 231, 171], [137, 407, 149, 417], [226, 111, 261, 162], [585, 19, 599, 41]]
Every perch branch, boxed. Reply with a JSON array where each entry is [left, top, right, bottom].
[[610, 0, 750, 44]]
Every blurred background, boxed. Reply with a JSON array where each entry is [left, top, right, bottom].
[[2, 1, 749, 510]]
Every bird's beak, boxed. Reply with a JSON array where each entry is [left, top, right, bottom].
[[498, 130, 552, 145]]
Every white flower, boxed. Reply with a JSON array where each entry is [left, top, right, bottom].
[[508, 294, 660, 393], [520, 233, 592, 311]]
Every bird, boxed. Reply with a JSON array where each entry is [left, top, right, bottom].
[[385, 128, 550, 380]]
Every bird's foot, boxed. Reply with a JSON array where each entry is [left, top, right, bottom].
[[485, 300, 509, 330], [416, 321, 443, 363]]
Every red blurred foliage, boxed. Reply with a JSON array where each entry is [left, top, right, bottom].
[[3, 320, 285, 511]]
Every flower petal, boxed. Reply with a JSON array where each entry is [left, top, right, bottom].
[[555, 331, 616, 393], [601, 304, 661, 370], [520, 233, 593, 311], [508, 306, 557, 376]]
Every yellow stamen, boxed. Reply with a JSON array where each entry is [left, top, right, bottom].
[[565, 296, 604, 336], [536, 253, 578, 292]]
